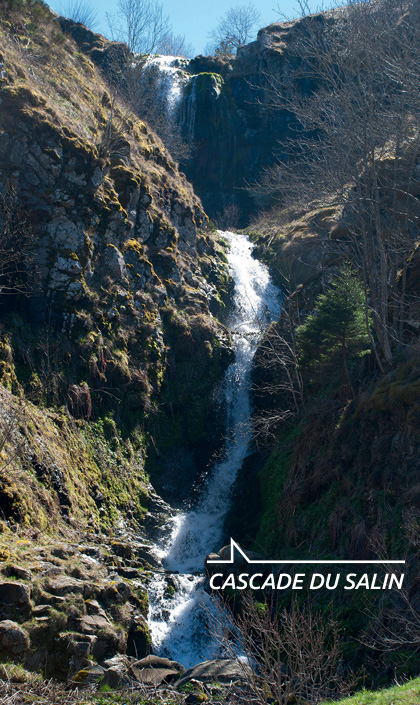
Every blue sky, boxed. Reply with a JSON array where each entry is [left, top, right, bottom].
[[47, 0, 318, 55]]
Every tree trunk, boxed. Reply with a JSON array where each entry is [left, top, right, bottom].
[[342, 343, 355, 398]]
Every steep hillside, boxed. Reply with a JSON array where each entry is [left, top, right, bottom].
[[0, 0, 234, 524], [223, 179, 420, 679], [0, 0, 238, 685], [56, 15, 308, 224]]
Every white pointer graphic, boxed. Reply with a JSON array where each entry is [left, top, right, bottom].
[[207, 539, 406, 565]]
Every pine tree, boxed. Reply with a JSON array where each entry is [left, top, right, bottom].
[[297, 266, 371, 395]]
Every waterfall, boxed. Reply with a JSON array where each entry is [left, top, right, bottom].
[[141, 55, 192, 116], [183, 76, 198, 142], [147, 232, 281, 668]]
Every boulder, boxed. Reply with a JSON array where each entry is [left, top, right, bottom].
[[116, 566, 142, 579], [0, 581, 30, 606], [134, 654, 185, 673], [79, 614, 110, 633], [51, 544, 75, 560], [91, 625, 126, 662], [103, 245, 127, 282], [70, 664, 105, 687], [102, 655, 135, 669], [175, 659, 253, 687], [110, 541, 133, 560], [126, 617, 151, 659], [32, 605, 52, 616], [100, 664, 132, 689], [36, 592, 66, 608], [55, 631, 97, 666], [0, 620, 29, 657], [133, 548, 160, 568], [45, 576, 84, 596], [130, 666, 180, 685], [100, 580, 132, 605], [85, 599, 107, 617], [47, 218, 85, 251], [2, 565, 32, 581]]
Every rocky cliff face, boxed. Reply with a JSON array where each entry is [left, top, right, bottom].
[[0, 1, 233, 526], [0, 0, 236, 681], [178, 16, 327, 223], [57, 14, 325, 225]]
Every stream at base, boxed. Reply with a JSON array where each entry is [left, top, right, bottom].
[[147, 231, 281, 668]]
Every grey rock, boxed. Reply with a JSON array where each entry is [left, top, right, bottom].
[[116, 566, 142, 579], [0, 620, 29, 657], [51, 544, 76, 559], [85, 599, 106, 616], [79, 614, 110, 633], [91, 166, 103, 189], [100, 664, 132, 689], [103, 244, 127, 282], [71, 664, 105, 687], [134, 548, 160, 568], [134, 654, 185, 673], [65, 280, 84, 300], [45, 576, 84, 596], [130, 666, 180, 685], [3, 565, 32, 581], [175, 659, 253, 687], [47, 217, 85, 251], [23, 170, 40, 186], [102, 655, 134, 669], [32, 605, 52, 616], [0, 581, 30, 606], [10, 140, 26, 165], [38, 593, 66, 607]]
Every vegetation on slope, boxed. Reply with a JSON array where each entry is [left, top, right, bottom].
[[322, 677, 420, 705], [0, 0, 236, 687], [0, 0, 233, 532], [219, 0, 420, 690]]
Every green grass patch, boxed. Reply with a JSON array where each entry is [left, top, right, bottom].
[[323, 677, 420, 705]]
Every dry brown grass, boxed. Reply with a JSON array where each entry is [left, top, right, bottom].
[[0, 677, 91, 705]]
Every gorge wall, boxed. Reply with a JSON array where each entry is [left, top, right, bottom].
[[179, 17, 324, 223], [0, 0, 234, 530], [0, 0, 238, 681], [61, 13, 323, 225]]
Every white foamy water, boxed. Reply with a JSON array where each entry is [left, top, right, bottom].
[[148, 232, 281, 668], [142, 55, 191, 114]]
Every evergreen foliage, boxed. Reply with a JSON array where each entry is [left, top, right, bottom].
[[297, 266, 371, 392]]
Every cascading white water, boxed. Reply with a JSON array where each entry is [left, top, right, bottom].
[[141, 56, 192, 115], [148, 232, 281, 668]]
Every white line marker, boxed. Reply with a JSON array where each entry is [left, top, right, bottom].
[[206, 540, 406, 565]]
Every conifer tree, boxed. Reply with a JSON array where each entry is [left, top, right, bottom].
[[297, 266, 371, 395]]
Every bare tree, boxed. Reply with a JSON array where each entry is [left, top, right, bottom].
[[215, 202, 241, 230], [157, 32, 194, 58], [253, 291, 306, 440], [209, 591, 351, 705], [107, 0, 171, 55], [207, 2, 261, 56], [257, 0, 420, 366], [102, 0, 191, 162], [274, 0, 332, 22], [58, 0, 99, 29], [0, 189, 34, 297]]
